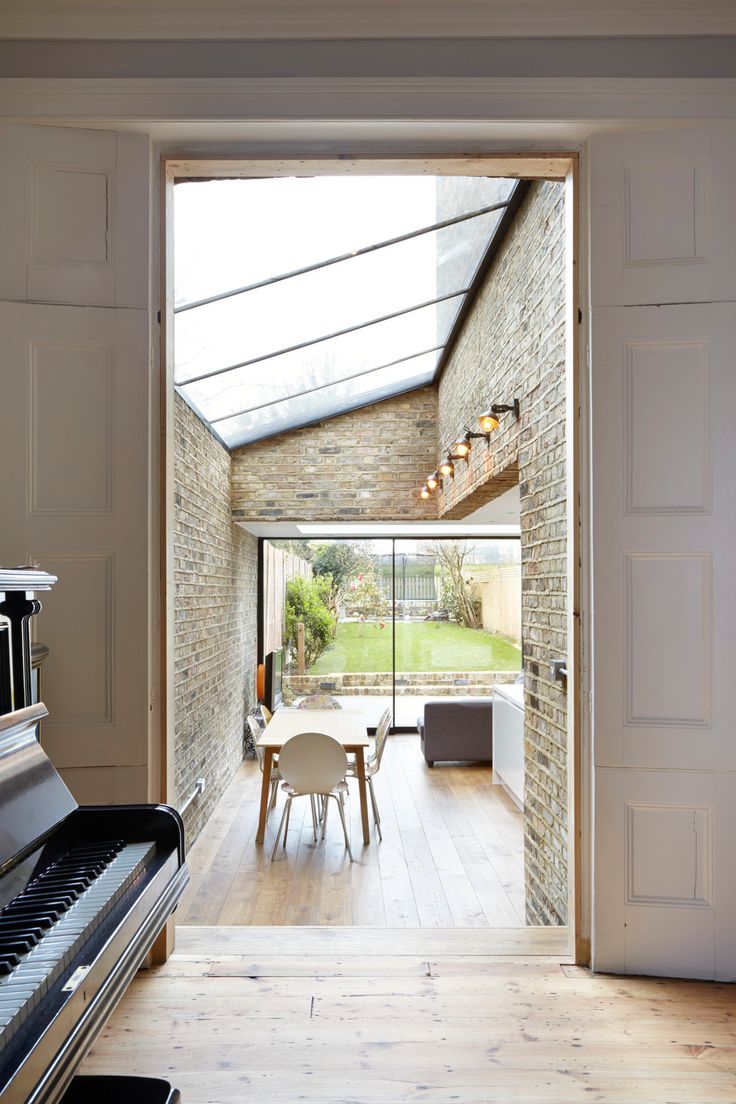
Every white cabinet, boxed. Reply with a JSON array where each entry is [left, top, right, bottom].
[[492, 684, 524, 810]]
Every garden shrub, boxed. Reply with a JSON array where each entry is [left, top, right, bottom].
[[284, 574, 337, 668]]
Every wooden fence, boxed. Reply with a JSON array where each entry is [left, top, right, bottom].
[[474, 563, 522, 643], [263, 543, 312, 656]]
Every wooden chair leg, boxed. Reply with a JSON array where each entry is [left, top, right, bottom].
[[309, 794, 318, 841], [283, 795, 292, 847], [269, 779, 279, 810]]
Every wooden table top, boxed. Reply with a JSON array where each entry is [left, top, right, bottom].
[[256, 708, 370, 749]]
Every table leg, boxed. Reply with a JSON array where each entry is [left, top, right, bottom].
[[256, 747, 273, 844], [354, 746, 370, 845]]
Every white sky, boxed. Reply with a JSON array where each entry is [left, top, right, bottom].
[[173, 176, 510, 444]]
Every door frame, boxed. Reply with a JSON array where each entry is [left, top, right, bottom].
[[158, 151, 586, 959]]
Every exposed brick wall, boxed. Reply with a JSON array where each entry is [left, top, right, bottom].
[[231, 388, 438, 523], [174, 394, 258, 846], [438, 180, 568, 925]]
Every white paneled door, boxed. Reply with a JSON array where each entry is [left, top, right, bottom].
[[589, 126, 736, 980], [0, 124, 152, 804]]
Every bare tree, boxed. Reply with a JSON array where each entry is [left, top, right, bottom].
[[434, 542, 482, 630]]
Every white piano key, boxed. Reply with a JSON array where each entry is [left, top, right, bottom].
[[0, 841, 155, 1052]]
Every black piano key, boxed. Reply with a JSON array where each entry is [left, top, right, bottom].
[[0, 939, 34, 956], [31, 875, 91, 889], [0, 909, 59, 927], [4, 905, 67, 922], [0, 922, 44, 939], [53, 862, 106, 877], [20, 891, 77, 908], [71, 841, 124, 854], [6, 893, 72, 908], [0, 928, 43, 948]]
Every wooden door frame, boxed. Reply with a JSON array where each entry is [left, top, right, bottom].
[[158, 150, 586, 961]]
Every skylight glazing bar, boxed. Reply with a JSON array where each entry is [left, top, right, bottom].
[[205, 345, 445, 424], [178, 289, 467, 387], [175, 199, 512, 314]]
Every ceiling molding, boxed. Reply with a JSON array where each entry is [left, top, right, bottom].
[[2, 77, 736, 125], [2, 1, 736, 40], [2, 38, 736, 79]]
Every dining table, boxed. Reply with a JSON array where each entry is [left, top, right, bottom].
[[255, 708, 372, 846]]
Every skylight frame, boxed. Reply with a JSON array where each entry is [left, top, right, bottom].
[[174, 177, 529, 449]]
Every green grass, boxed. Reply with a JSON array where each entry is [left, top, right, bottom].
[[308, 620, 521, 675]]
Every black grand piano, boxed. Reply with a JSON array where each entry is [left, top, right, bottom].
[[0, 569, 188, 1103]]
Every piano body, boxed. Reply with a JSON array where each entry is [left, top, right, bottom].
[[0, 569, 188, 1103]]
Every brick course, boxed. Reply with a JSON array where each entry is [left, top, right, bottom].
[[174, 394, 258, 846], [438, 180, 568, 926], [231, 388, 438, 522]]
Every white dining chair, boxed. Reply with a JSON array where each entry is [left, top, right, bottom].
[[346, 707, 391, 841], [270, 731, 353, 862], [247, 714, 281, 812]]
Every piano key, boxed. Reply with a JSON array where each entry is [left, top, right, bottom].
[[1, 909, 62, 925], [0, 841, 156, 1053]]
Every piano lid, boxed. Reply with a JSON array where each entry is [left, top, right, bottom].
[[0, 704, 77, 877]]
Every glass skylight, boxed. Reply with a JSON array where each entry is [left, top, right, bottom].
[[174, 175, 520, 448]]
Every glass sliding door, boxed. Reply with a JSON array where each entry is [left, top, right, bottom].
[[266, 538, 392, 729], [393, 538, 522, 728], [262, 536, 521, 729]]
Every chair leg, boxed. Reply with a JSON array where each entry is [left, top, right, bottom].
[[368, 777, 382, 842], [270, 796, 290, 861], [309, 794, 318, 841], [269, 779, 279, 810], [321, 793, 329, 840], [282, 795, 292, 847], [334, 793, 354, 862]]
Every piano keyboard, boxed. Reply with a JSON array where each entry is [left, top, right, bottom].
[[0, 840, 156, 1051]]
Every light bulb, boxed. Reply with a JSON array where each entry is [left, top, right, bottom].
[[479, 411, 500, 434]]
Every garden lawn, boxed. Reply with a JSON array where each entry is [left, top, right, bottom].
[[308, 620, 521, 674]]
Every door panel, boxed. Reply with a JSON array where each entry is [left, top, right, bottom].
[[0, 123, 151, 805], [589, 125, 736, 979], [590, 127, 736, 307], [0, 303, 150, 797], [591, 302, 736, 774], [0, 124, 149, 308]]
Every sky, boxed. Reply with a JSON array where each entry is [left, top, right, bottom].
[[173, 175, 512, 446]]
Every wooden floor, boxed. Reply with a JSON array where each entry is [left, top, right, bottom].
[[83, 926, 736, 1103], [178, 733, 529, 928]]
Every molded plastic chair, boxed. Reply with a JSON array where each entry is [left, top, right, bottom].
[[271, 732, 353, 862], [247, 715, 281, 811], [259, 703, 273, 726], [346, 707, 391, 841]]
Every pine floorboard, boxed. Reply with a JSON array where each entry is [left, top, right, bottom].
[[82, 937, 736, 1103]]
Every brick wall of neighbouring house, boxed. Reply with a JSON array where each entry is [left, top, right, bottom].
[[438, 180, 568, 926], [174, 394, 258, 846], [230, 388, 438, 522]]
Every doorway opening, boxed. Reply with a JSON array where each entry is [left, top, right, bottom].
[[162, 156, 579, 954]]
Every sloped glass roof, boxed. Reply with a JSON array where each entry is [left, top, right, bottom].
[[174, 175, 520, 448]]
